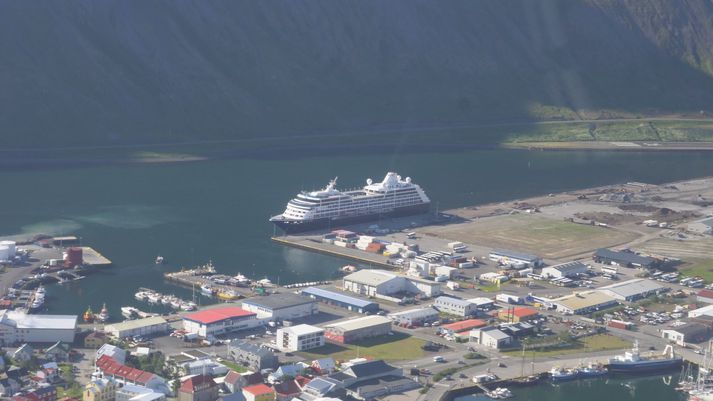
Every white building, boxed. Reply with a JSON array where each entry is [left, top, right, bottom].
[[343, 269, 441, 299], [541, 261, 588, 279], [276, 324, 325, 351], [105, 317, 170, 339], [598, 279, 667, 302], [0, 310, 76, 344], [433, 296, 478, 317], [470, 327, 512, 349], [689, 304, 713, 318], [241, 293, 318, 320], [116, 384, 167, 401]]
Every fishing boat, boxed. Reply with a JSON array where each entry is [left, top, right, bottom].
[[180, 301, 197, 311], [200, 284, 214, 296], [550, 367, 579, 382], [134, 291, 149, 301], [121, 306, 139, 319], [234, 273, 250, 286], [486, 388, 514, 399], [160, 295, 172, 305], [579, 362, 608, 378], [170, 298, 182, 309], [146, 292, 162, 303], [217, 289, 240, 301], [96, 303, 110, 323], [83, 306, 95, 323], [608, 340, 682, 373]]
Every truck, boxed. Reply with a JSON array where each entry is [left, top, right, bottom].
[[496, 293, 522, 304]]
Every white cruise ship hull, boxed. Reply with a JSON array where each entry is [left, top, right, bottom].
[[271, 202, 430, 233]]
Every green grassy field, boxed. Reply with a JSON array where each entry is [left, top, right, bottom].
[[680, 259, 713, 283], [296, 332, 426, 362], [422, 214, 638, 259], [220, 360, 249, 373], [502, 334, 631, 358]]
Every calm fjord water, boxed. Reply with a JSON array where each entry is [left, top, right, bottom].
[[1, 149, 713, 317]]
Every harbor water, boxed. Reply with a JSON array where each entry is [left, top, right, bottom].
[[455, 374, 686, 401], [2, 149, 713, 318]]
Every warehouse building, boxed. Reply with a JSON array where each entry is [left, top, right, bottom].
[[689, 304, 713, 318], [183, 307, 259, 338], [105, 316, 169, 339], [541, 261, 588, 279], [470, 327, 512, 349], [342, 269, 441, 299], [439, 319, 487, 334], [300, 287, 379, 314], [324, 316, 392, 344], [593, 249, 657, 268], [552, 291, 618, 315], [0, 311, 77, 344], [598, 279, 668, 302], [276, 324, 325, 352], [433, 296, 478, 317], [662, 323, 711, 346], [488, 249, 543, 268], [388, 307, 439, 327], [241, 293, 318, 320]]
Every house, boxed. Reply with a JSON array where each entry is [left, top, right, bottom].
[[242, 384, 275, 401], [301, 377, 340, 399], [83, 375, 119, 401], [662, 323, 712, 346], [470, 327, 513, 349], [84, 332, 109, 348], [497, 307, 539, 323], [327, 360, 417, 400], [269, 364, 305, 383], [13, 344, 33, 362], [311, 358, 336, 375], [11, 386, 56, 401], [178, 375, 219, 401], [97, 344, 127, 365], [0, 377, 21, 397], [229, 341, 278, 371], [223, 370, 247, 394], [273, 380, 302, 401], [181, 359, 228, 377], [44, 341, 69, 362], [328, 360, 403, 388], [33, 362, 61, 384], [6, 367, 30, 386]]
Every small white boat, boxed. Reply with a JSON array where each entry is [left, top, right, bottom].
[[180, 302, 197, 311], [134, 291, 148, 301], [160, 296, 172, 305], [170, 299, 182, 309], [155, 255, 164, 265], [147, 293, 162, 303], [201, 284, 214, 295], [121, 306, 139, 319]]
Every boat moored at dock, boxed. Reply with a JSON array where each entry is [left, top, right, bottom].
[[270, 172, 431, 233], [607, 341, 682, 373]]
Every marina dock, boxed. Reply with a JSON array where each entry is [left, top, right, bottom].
[[81, 247, 112, 266], [271, 236, 395, 269]]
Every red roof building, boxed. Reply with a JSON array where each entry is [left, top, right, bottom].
[[95, 355, 169, 394], [242, 383, 275, 401], [497, 307, 539, 322], [182, 307, 258, 338], [440, 319, 487, 333], [179, 375, 219, 401], [698, 289, 713, 304]]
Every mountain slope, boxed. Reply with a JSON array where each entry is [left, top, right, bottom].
[[3, 1, 713, 148]]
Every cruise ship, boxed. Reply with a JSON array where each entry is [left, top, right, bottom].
[[270, 172, 431, 233], [607, 341, 682, 373]]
